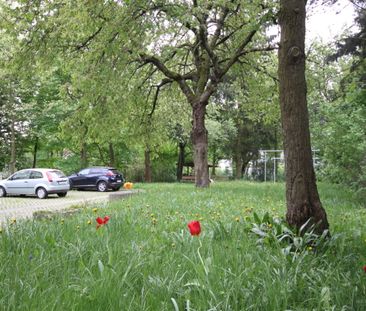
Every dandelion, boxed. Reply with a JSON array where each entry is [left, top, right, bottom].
[[307, 246, 313, 251], [87, 220, 92, 225], [188, 221, 201, 236], [92, 208, 98, 213], [10, 218, 16, 224], [235, 217, 240, 222]]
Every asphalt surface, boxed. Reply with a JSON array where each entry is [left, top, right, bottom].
[[0, 190, 111, 223]]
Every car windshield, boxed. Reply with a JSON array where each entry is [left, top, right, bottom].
[[49, 170, 66, 178]]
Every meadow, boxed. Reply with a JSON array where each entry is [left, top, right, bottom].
[[0, 181, 365, 311]]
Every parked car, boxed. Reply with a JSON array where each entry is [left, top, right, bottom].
[[68, 167, 124, 192], [0, 168, 70, 199]]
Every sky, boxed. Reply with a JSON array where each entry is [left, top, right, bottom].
[[306, 0, 357, 42]]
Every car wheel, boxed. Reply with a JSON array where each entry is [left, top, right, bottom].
[[57, 192, 67, 197], [36, 187, 48, 199], [97, 181, 108, 192], [0, 186, 6, 197]]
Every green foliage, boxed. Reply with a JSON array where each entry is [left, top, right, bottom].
[[250, 212, 333, 258], [307, 39, 366, 198], [0, 182, 365, 310]]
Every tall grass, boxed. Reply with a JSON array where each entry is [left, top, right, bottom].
[[0, 182, 365, 310]]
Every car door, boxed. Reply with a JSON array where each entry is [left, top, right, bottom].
[[72, 169, 90, 187], [89, 168, 103, 187], [28, 170, 44, 194], [5, 170, 31, 195]]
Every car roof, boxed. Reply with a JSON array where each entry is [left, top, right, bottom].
[[84, 167, 116, 170], [16, 168, 62, 172]]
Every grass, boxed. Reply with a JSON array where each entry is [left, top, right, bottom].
[[0, 181, 365, 310]]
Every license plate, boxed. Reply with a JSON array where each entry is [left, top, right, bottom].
[[117, 180, 122, 182]]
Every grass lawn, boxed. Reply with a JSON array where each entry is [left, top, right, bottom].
[[1, 181, 365, 310]]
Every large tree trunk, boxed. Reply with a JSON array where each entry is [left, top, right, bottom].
[[234, 156, 243, 180], [144, 147, 152, 183], [278, 0, 329, 234], [191, 102, 209, 187], [177, 142, 185, 182]]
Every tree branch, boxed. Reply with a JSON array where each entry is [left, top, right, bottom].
[[220, 29, 257, 78], [74, 25, 104, 52], [149, 78, 173, 117]]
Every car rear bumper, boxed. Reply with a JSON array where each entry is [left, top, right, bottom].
[[46, 185, 70, 193], [108, 181, 123, 188]]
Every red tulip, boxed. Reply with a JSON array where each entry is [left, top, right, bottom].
[[188, 221, 201, 236], [363, 265, 366, 273], [96, 216, 110, 229]]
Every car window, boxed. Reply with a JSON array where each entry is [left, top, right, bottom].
[[11, 170, 31, 180], [49, 170, 66, 178], [90, 168, 102, 174], [79, 169, 90, 175], [30, 171, 43, 179]]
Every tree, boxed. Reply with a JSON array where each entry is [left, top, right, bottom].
[[5, 0, 277, 187], [130, 1, 277, 187], [278, 0, 329, 233]]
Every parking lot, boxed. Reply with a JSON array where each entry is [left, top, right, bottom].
[[0, 190, 110, 223]]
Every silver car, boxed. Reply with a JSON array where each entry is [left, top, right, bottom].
[[0, 168, 70, 199]]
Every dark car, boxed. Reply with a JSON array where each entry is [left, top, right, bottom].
[[68, 167, 124, 192]]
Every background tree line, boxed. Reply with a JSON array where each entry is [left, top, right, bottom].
[[0, 0, 364, 202]]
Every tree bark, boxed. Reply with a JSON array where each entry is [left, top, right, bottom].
[[144, 147, 152, 183], [9, 117, 16, 174], [234, 135, 243, 179], [235, 156, 243, 180], [278, 0, 329, 234], [32, 137, 38, 168], [108, 143, 115, 167], [211, 147, 217, 177], [177, 142, 185, 182], [191, 101, 209, 187], [80, 142, 88, 169]]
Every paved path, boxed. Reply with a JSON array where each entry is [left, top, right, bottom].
[[0, 191, 110, 223]]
